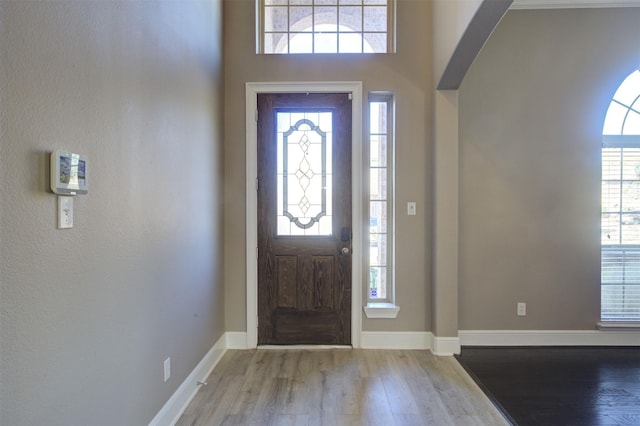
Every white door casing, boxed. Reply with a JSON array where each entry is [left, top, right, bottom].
[[245, 82, 363, 348]]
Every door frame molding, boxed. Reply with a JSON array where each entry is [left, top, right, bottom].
[[245, 81, 363, 348]]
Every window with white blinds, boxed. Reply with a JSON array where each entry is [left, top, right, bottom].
[[601, 69, 640, 322]]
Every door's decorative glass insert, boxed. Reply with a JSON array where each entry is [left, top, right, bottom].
[[277, 111, 333, 236]]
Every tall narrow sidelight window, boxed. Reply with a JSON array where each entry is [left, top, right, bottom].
[[601, 69, 640, 323], [367, 93, 397, 316], [257, 0, 395, 54]]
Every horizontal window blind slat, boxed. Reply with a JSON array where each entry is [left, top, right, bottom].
[[601, 248, 640, 320]]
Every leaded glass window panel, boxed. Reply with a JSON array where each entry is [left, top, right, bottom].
[[277, 111, 333, 236]]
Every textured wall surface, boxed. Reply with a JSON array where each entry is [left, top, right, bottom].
[[0, 1, 224, 424], [223, 0, 433, 333], [459, 8, 640, 330]]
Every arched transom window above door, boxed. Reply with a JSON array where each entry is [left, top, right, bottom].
[[257, 0, 395, 54]]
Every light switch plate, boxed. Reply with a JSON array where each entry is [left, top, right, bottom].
[[58, 196, 73, 229], [407, 202, 417, 216], [164, 357, 171, 382]]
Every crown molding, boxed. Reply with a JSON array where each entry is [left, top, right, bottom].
[[511, 0, 640, 9]]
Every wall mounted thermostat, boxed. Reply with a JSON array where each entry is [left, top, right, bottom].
[[50, 150, 88, 195]]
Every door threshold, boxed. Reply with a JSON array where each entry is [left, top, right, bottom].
[[258, 345, 353, 350]]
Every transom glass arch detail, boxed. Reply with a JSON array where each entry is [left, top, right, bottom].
[[601, 69, 640, 322], [603, 70, 640, 135], [258, 0, 394, 54]]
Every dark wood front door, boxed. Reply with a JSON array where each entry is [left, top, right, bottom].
[[257, 92, 352, 345]]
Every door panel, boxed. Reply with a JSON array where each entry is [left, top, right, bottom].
[[257, 92, 352, 345]]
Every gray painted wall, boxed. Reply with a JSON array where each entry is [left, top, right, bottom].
[[5, 4, 637, 422], [459, 8, 640, 330], [0, 1, 224, 424], [223, 0, 433, 333]]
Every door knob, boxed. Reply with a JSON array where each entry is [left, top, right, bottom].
[[341, 247, 350, 255]]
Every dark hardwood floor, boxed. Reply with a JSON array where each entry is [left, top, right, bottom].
[[455, 347, 640, 426]]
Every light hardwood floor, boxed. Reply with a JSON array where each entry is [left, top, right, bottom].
[[176, 349, 509, 426]]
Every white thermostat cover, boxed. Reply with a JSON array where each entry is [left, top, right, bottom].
[[50, 150, 88, 195]]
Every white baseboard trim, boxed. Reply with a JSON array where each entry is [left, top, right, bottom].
[[361, 331, 432, 350], [226, 331, 249, 349], [459, 329, 640, 347], [431, 336, 461, 356], [149, 334, 227, 426]]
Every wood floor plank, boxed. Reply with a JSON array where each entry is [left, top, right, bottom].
[[283, 351, 324, 416], [360, 376, 394, 417], [177, 349, 509, 426], [177, 373, 245, 426], [380, 373, 421, 416]]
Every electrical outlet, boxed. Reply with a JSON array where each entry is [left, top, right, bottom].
[[164, 357, 171, 382], [517, 302, 527, 317]]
